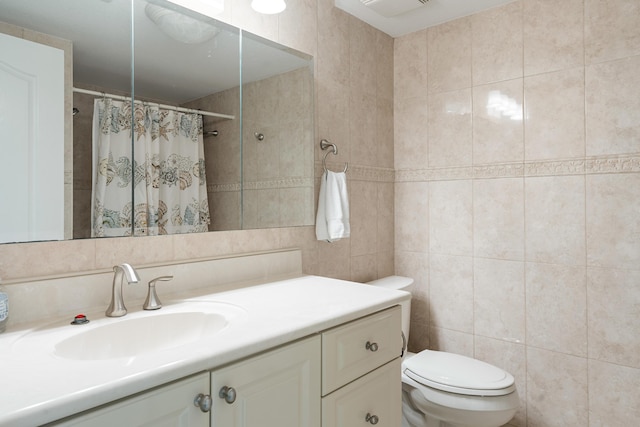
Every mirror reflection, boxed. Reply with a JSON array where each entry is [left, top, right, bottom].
[[240, 33, 314, 230], [0, 0, 314, 244]]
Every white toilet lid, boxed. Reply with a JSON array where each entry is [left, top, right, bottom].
[[403, 350, 516, 396]]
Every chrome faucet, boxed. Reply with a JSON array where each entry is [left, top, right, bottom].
[[106, 263, 140, 317]]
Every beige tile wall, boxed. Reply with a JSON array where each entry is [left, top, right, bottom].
[[0, 1, 394, 289], [4, 0, 638, 425], [242, 68, 315, 229], [394, 0, 640, 425], [183, 67, 316, 231], [184, 84, 243, 231]]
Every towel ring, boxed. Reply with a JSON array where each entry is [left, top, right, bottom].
[[320, 139, 348, 173]]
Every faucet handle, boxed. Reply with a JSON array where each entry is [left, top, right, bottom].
[[143, 275, 173, 310]]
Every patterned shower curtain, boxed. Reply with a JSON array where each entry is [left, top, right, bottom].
[[91, 98, 210, 237]]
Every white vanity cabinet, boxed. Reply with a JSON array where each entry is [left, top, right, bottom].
[[44, 306, 401, 427], [51, 336, 321, 427], [321, 306, 402, 427], [210, 335, 321, 427], [51, 373, 210, 427]]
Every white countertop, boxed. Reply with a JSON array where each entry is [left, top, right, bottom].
[[0, 275, 409, 427]]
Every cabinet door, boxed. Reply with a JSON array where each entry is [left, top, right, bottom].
[[322, 358, 401, 427], [51, 373, 210, 427], [211, 335, 321, 427]]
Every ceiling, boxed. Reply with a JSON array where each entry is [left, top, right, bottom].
[[0, 0, 518, 102], [335, 0, 518, 37]]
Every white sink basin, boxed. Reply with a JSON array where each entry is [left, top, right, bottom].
[[55, 311, 226, 360], [12, 301, 245, 361]]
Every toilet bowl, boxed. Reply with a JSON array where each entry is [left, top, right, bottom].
[[367, 276, 519, 427], [401, 351, 519, 427]]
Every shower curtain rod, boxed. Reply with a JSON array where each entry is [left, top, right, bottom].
[[72, 87, 235, 120]]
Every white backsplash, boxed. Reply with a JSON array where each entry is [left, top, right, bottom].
[[3, 249, 302, 328]]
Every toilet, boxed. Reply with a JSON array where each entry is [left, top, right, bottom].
[[367, 276, 519, 427]]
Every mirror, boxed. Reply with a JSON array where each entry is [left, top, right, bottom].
[[0, 0, 314, 243], [240, 32, 314, 230]]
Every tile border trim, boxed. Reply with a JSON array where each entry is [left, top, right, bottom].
[[314, 162, 395, 182], [77, 155, 640, 190], [208, 177, 314, 192], [396, 154, 640, 182]]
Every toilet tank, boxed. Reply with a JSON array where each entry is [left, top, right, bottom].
[[367, 276, 413, 346]]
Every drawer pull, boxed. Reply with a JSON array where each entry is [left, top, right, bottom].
[[365, 341, 379, 352], [365, 413, 379, 424], [219, 386, 237, 404], [193, 393, 212, 412]]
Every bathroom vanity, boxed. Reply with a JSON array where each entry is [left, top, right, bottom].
[[0, 251, 408, 427]]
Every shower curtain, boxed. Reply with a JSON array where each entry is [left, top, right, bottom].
[[91, 98, 210, 237]]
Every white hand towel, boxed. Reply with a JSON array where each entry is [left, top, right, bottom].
[[315, 171, 330, 241], [316, 170, 350, 242]]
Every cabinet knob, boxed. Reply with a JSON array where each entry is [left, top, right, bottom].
[[219, 386, 237, 404], [365, 413, 379, 424], [193, 393, 212, 412], [365, 341, 379, 352]]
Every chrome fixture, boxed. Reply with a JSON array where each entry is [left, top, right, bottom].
[[365, 412, 379, 424], [72, 87, 235, 120], [219, 386, 237, 404], [194, 393, 213, 412], [254, 132, 265, 141], [106, 263, 140, 317], [320, 139, 348, 173], [143, 275, 173, 310], [70, 314, 89, 325]]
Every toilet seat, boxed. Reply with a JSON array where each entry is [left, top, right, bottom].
[[403, 350, 516, 397]]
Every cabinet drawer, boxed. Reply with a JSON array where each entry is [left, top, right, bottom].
[[322, 358, 401, 427], [322, 306, 401, 395]]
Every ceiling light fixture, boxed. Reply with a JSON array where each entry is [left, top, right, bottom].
[[164, 0, 224, 18], [251, 0, 286, 14], [145, 3, 220, 44]]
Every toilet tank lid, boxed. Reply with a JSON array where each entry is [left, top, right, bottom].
[[367, 275, 414, 290]]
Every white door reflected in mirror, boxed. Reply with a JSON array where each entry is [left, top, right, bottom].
[[0, 33, 65, 243]]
